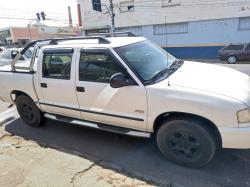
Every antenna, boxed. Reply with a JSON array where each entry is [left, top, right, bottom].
[[165, 16, 170, 86]]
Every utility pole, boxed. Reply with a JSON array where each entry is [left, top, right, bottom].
[[92, 0, 116, 33], [109, 0, 115, 33]]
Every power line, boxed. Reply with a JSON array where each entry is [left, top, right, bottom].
[[117, 0, 250, 8], [0, 16, 78, 22]]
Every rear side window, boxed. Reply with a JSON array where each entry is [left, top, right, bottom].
[[42, 52, 72, 80], [79, 53, 122, 83], [224, 45, 244, 50]]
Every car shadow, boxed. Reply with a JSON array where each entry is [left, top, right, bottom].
[[5, 118, 250, 187]]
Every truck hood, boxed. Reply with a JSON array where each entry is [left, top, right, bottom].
[[169, 61, 250, 106]]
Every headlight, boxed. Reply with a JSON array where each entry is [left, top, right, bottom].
[[237, 108, 250, 123]]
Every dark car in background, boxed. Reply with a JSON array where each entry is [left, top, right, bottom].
[[218, 43, 250, 64]]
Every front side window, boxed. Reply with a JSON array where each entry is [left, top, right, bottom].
[[42, 52, 72, 80], [79, 52, 122, 83], [115, 40, 176, 82]]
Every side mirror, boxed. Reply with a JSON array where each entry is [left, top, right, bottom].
[[110, 72, 136, 88]]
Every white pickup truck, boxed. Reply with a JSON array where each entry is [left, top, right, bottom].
[[0, 34, 249, 167]]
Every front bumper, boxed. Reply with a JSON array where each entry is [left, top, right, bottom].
[[219, 123, 250, 149]]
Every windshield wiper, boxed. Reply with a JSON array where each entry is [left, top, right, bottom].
[[145, 59, 184, 85], [150, 65, 169, 81], [168, 59, 184, 72]]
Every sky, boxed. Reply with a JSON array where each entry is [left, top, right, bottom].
[[0, 0, 78, 28]]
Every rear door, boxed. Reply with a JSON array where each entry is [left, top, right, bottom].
[[75, 48, 147, 131], [38, 48, 80, 118]]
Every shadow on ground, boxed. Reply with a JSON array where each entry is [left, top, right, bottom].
[[5, 118, 250, 187]]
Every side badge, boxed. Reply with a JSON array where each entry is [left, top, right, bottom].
[[135, 110, 144, 114]]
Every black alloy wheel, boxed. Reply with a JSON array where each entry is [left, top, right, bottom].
[[16, 95, 43, 127]]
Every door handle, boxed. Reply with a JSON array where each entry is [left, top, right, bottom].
[[41, 83, 47, 88], [76, 86, 85, 92]]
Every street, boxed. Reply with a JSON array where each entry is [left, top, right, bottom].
[[0, 64, 249, 187], [2, 118, 250, 187], [220, 64, 250, 76]]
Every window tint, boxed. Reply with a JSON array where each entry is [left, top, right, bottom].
[[225, 45, 244, 50], [246, 45, 250, 50], [42, 52, 72, 80], [79, 53, 122, 82]]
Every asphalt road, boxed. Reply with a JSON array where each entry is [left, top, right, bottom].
[[219, 64, 250, 76], [4, 119, 250, 187], [3, 64, 250, 187]]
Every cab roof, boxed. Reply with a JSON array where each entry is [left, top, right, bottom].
[[42, 37, 146, 50]]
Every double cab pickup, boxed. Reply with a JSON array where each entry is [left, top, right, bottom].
[[0, 34, 249, 167]]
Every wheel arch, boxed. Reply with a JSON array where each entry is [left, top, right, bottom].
[[153, 112, 222, 148], [10, 90, 34, 103]]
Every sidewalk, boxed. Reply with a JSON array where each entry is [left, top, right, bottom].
[[0, 131, 152, 187], [0, 101, 153, 186]]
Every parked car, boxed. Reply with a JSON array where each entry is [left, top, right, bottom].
[[0, 47, 33, 66], [0, 34, 249, 167], [218, 43, 250, 64], [0, 47, 4, 57]]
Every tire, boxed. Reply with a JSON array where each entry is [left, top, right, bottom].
[[156, 118, 217, 167], [16, 95, 43, 127], [227, 56, 237, 64]]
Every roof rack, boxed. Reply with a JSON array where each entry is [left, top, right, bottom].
[[87, 31, 137, 37], [49, 36, 111, 45]]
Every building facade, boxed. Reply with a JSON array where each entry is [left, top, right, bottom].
[[0, 27, 39, 46], [0, 21, 76, 47], [76, 0, 250, 58]]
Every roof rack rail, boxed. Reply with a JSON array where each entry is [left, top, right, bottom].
[[49, 36, 111, 45], [20, 39, 52, 55], [88, 32, 137, 37]]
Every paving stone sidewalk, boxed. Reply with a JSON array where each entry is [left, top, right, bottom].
[[0, 131, 153, 187]]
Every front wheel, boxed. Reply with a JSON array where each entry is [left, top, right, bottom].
[[227, 56, 237, 64], [16, 95, 43, 127], [156, 118, 217, 167]]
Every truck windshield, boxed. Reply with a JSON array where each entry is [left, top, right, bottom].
[[115, 40, 176, 83]]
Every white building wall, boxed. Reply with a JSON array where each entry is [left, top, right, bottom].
[[76, 0, 250, 58], [77, 0, 250, 29]]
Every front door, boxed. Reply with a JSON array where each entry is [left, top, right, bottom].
[[39, 48, 80, 118], [75, 49, 147, 131], [242, 44, 250, 60]]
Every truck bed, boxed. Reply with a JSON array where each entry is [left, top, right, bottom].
[[0, 62, 37, 103]]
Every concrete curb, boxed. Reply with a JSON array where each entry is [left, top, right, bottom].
[[0, 107, 18, 125]]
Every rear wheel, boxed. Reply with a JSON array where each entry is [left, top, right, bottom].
[[227, 56, 237, 64], [16, 95, 43, 127], [156, 118, 217, 167]]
